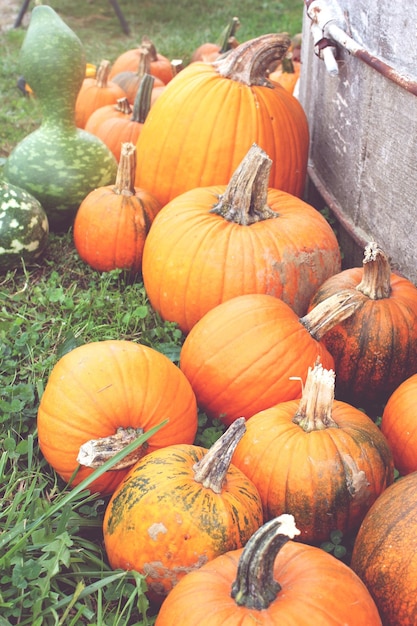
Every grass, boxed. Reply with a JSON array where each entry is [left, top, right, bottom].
[[1, 1, 305, 623]]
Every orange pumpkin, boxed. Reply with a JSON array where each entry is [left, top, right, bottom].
[[309, 241, 417, 415], [73, 142, 160, 273], [142, 144, 341, 333], [180, 290, 362, 426], [110, 46, 164, 105], [156, 515, 382, 625], [84, 96, 133, 137], [109, 36, 173, 84], [135, 33, 309, 206], [103, 418, 263, 603], [381, 373, 417, 475], [232, 361, 394, 544], [351, 471, 417, 625], [37, 339, 198, 495], [75, 59, 126, 129]]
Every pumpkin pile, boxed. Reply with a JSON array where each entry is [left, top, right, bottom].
[[6, 5, 417, 624]]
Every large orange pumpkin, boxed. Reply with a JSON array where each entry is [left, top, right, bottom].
[[309, 241, 417, 415], [103, 418, 263, 603], [180, 290, 361, 426], [73, 142, 160, 273], [381, 373, 417, 475], [351, 472, 417, 626], [37, 340, 198, 495], [135, 33, 309, 206], [142, 144, 340, 333], [155, 515, 382, 625], [232, 361, 394, 545]]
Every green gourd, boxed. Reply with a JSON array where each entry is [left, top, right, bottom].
[[3, 5, 117, 231]]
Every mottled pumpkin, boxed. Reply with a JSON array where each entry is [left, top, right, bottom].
[[103, 419, 263, 602], [142, 144, 340, 333], [351, 472, 417, 626], [156, 515, 382, 626], [135, 33, 309, 206], [37, 340, 198, 495], [232, 362, 394, 544]]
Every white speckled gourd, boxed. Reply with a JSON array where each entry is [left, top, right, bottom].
[[3, 5, 117, 230], [0, 180, 49, 271]]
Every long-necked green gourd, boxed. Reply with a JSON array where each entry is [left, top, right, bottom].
[[3, 5, 117, 230]]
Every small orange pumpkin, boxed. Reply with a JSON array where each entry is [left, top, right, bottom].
[[109, 36, 173, 84], [155, 515, 382, 626], [37, 339, 198, 495], [103, 418, 263, 603], [73, 142, 160, 273]]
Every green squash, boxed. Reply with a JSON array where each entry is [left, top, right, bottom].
[[3, 5, 117, 231], [0, 181, 49, 271]]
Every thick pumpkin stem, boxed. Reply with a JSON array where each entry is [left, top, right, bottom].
[[218, 16, 241, 54], [77, 426, 148, 470], [114, 142, 137, 196], [210, 144, 278, 224], [131, 73, 155, 124], [115, 97, 133, 115], [292, 361, 338, 431], [193, 417, 246, 494], [96, 59, 112, 88], [356, 241, 392, 299], [300, 289, 363, 340], [141, 36, 159, 62], [231, 514, 301, 609], [213, 33, 291, 87]]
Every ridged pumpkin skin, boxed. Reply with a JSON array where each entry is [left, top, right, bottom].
[[142, 182, 341, 333], [351, 472, 417, 626], [156, 535, 382, 625], [103, 442, 263, 602], [309, 243, 417, 413], [37, 340, 198, 495], [180, 293, 336, 426], [135, 34, 309, 206], [381, 374, 417, 475], [232, 396, 394, 544]]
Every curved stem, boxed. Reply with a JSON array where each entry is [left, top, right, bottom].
[[193, 417, 246, 494], [300, 289, 363, 340], [210, 144, 278, 224], [96, 59, 112, 88], [231, 514, 300, 609], [77, 426, 148, 470], [356, 241, 391, 299], [213, 33, 291, 87], [292, 361, 338, 431]]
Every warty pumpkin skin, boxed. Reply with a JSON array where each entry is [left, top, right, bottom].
[[179, 290, 361, 426], [37, 340, 198, 495], [103, 419, 263, 603], [155, 515, 382, 626], [380, 373, 417, 475], [351, 471, 417, 626], [231, 362, 394, 544], [135, 33, 309, 206], [142, 144, 341, 332], [309, 242, 417, 415]]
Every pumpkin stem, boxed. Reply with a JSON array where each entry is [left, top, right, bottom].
[[300, 289, 363, 340], [114, 142, 137, 196], [77, 426, 148, 470], [213, 33, 291, 87], [115, 97, 133, 115], [141, 35, 159, 62], [96, 59, 112, 88], [193, 417, 246, 493], [218, 16, 241, 54], [292, 361, 338, 431], [356, 241, 392, 299], [210, 144, 278, 224], [231, 514, 300, 609], [131, 73, 155, 124]]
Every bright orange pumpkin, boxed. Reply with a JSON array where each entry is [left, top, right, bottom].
[[73, 142, 160, 273], [103, 418, 263, 603], [135, 33, 309, 206], [155, 515, 382, 625], [381, 373, 417, 475], [232, 361, 394, 544], [351, 472, 417, 625], [37, 339, 198, 495], [180, 290, 361, 426], [75, 59, 126, 129], [142, 144, 340, 333], [309, 241, 417, 415]]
